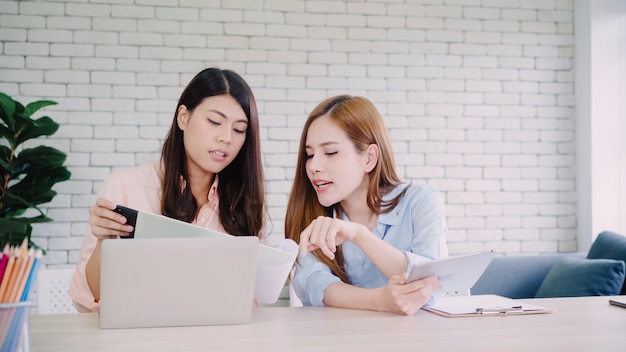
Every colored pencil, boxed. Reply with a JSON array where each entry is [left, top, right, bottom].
[[0, 248, 19, 302], [20, 249, 42, 302], [0, 245, 10, 284], [8, 249, 35, 303], [0, 241, 42, 352]]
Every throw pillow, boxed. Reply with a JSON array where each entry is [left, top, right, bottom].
[[586, 231, 626, 295], [534, 257, 625, 298]]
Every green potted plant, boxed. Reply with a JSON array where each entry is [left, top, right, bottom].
[[0, 92, 71, 249]]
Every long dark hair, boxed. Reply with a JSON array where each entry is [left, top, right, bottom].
[[285, 95, 405, 282], [161, 68, 264, 237]]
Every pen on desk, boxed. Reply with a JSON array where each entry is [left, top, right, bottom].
[[476, 305, 523, 314]]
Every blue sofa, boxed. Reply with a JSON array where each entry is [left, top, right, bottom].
[[471, 231, 626, 299]]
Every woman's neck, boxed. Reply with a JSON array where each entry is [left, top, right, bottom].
[[340, 189, 378, 230], [187, 170, 215, 208]]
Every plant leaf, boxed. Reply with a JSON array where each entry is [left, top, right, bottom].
[[13, 146, 67, 177], [6, 166, 71, 208], [0, 92, 16, 130], [0, 125, 12, 142], [0, 215, 50, 228], [8, 105, 33, 149], [1, 191, 41, 218], [0, 145, 12, 172], [14, 165, 71, 186], [2, 165, 71, 215], [0, 217, 49, 249], [0, 218, 29, 233], [23, 100, 57, 119], [14, 116, 60, 146], [2, 214, 51, 224]]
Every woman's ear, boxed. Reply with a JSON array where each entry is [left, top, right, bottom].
[[364, 144, 379, 173], [177, 105, 189, 131]]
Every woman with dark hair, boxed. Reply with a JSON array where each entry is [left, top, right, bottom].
[[69, 68, 265, 312], [285, 95, 448, 315]]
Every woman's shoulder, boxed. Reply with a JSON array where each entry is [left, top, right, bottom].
[[103, 162, 162, 192], [392, 183, 443, 208], [98, 162, 163, 210], [391, 182, 440, 198], [108, 161, 161, 180]]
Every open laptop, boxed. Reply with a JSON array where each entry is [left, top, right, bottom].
[[99, 236, 258, 329], [121, 208, 297, 304]]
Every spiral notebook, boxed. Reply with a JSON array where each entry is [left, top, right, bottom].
[[99, 236, 258, 329]]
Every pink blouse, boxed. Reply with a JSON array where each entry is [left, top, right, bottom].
[[69, 162, 223, 313]]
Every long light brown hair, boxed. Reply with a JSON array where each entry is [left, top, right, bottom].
[[161, 68, 264, 237], [285, 95, 405, 282]]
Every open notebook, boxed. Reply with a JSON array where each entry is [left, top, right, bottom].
[[100, 236, 259, 329]]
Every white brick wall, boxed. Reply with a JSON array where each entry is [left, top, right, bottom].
[[0, 0, 577, 267]]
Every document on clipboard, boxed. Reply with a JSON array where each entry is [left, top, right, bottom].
[[423, 294, 554, 317], [118, 208, 298, 305]]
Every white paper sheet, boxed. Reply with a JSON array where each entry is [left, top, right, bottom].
[[253, 238, 298, 304]]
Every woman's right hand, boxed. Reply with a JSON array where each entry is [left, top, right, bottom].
[[88, 198, 134, 240], [379, 273, 441, 316]]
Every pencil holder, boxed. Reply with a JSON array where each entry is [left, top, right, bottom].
[[0, 301, 32, 352]]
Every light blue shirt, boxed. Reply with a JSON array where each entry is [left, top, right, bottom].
[[292, 183, 449, 307]]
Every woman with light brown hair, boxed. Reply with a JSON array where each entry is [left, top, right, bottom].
[[285, 95, 448, 315]]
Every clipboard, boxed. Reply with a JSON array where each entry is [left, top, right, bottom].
[[423, 294, 554, 317]]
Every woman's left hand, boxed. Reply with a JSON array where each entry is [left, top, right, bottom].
[[298, 216, 363, 259]]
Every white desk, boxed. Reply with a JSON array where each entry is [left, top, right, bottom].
[[31, 296, 626, 352]]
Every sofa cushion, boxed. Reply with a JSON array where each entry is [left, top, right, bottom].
[[534, 257, 626, 298], [586, 231, 626, 295]]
